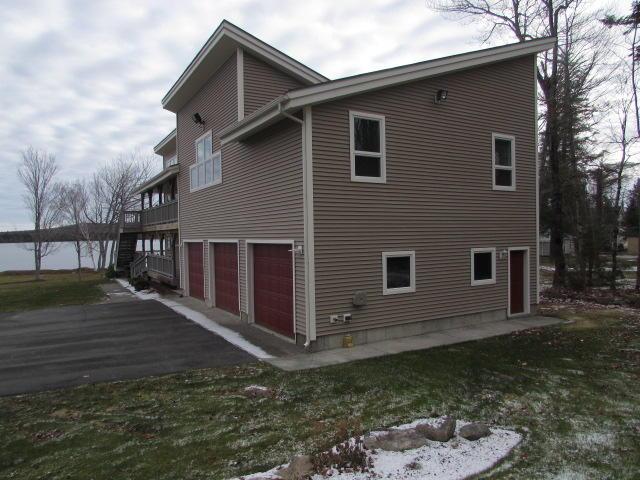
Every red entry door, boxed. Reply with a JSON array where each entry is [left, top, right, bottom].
[[253, 244, 294, 337], [214, 243, 239, 315], [509, 250, 525, 315], [188, 242, 205, 300]]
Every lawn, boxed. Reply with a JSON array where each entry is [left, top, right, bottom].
[[0, 270, 107, 312], [0, 300, 639, 479]]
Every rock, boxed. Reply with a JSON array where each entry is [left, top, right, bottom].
[[243, 385, 274, 398], [459, 422, 491, 441], [276, 454, 313, 480], [415, 416, 456, 442], [364, 429, 428, 451]]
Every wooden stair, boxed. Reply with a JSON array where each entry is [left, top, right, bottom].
[[115, 233, 138, 277]]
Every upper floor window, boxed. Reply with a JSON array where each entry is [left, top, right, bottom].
[[190, 131, 221, 192], [350, 111, 386, 183], [492, 133, 515, 191]]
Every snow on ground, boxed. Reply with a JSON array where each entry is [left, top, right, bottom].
[[237, 418, 522, 480], [115, 279, 273, 359]]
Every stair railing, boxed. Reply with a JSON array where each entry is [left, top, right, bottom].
[[130, 253, 148, 278]]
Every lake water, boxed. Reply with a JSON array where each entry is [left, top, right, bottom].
[[0, 242, 114, 272]]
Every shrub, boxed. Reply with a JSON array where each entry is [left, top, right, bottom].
[[312, 438, 372, 475], [130, 274, 150, 291], [105, 264, 117, 279]]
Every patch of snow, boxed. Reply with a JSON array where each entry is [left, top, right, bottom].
[[245, 385, 270, 392], [235, 417, 522, 480], [115, 279, 273, 360]]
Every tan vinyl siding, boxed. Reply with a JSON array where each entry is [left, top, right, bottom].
[[312, 55, 537, 337], [243, 52, 304, 117], [177, 51, 305, 333]]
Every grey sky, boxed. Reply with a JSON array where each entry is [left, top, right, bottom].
[[0, 0, 624, 229]]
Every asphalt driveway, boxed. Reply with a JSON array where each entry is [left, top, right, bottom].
[[0, 300, 255, 396]]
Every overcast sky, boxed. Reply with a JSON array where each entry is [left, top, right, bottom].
[[0, 0, 623, 230]]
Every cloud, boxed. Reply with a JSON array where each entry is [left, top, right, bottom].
[[9, 0, 616, 229]]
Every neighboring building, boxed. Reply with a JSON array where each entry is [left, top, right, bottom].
[[116, 130, 180, 286], [125, 20, 554, 350], [627, 236, 639, 255], [539, 235, 576, 257]]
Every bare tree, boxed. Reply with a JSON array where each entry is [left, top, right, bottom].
[[84, 150, 154, 269], [57, 180, 89, 277], [17, 147, 62, 280]]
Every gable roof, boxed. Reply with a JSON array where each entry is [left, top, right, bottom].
[[162, 20, 328, 113], [154, 129, 176, 155], [220, 36, 556, 144]]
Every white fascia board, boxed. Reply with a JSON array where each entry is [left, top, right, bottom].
[[220, 37, 555, 143], [154, 129, 177, 154], [162, 21, 326, 110], [285, 37, 556, 109], [220, 99, 287, 145]]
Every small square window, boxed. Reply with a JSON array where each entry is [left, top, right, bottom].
[[471, 248, 496, 286], [350, 111, 386, 183], [382, 251, 415, 295], [492, 133, 515, 191]]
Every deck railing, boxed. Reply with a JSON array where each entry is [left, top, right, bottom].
[[130, 252, 175, 280], [141, 200, 178, 226]]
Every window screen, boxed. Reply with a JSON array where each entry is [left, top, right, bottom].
[[386, 256, 411, 289], [473, 251, 493, 281]]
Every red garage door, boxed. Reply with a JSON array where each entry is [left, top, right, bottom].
[[214, 243, 239, 315], [188, 242, 204, 300], [253, 244, 293, 338]]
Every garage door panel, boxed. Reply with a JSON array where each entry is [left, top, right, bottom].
[[214, 243, 239, 315], [188, 243, 204, 300], [253, 244, 294, 338]]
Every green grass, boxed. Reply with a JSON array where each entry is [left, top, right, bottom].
[[0, 270, 107, 312], [1, 304, 639, 479]]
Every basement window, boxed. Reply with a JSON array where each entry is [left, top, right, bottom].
[[382, 251, 415, 295], [471, 248, 496, 286], [492, 133, 515, 190], [190, 131, 222, 191], [350, 111, 386, 183]]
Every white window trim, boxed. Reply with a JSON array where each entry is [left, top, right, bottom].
[[382, 250, 415, 295], [190, 130, 222, 192], [492, 133, 516, 191], [350, 111, 386, 183], [470, 247, 496, 286]]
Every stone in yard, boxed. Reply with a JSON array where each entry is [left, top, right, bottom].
[[459, 422, 491, 441], [415, 416, 456, 442], [243, 385, 274, 398], [276, 455, 313, 480], [364, 429, 428, 451]]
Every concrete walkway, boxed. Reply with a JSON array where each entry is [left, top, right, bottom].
[[266, 316, 563, 371]]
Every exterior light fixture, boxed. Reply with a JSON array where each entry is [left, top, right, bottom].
[[192, 112, 205, 126], [434, 89, 448, 104]]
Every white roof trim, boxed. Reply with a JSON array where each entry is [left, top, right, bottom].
[[162, 20, 327, 111], [154, 129, 177, 154], [220, 37, 556, 144], [135, 164, 179, 195]]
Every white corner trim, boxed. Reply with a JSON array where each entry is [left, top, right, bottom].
[[303, 105, 316, 343], [382, 251, 416, 295], [534, 59, 540, 304], [470, 247, 497, 286], [492, 132, 516, 191], [237, 47, 245, 121], [349, 111, 387, 184]]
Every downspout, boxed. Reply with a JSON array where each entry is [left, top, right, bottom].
[[279, 103, 317, 348]]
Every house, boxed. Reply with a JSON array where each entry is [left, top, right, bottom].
[[123, 20, 554, 351]]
